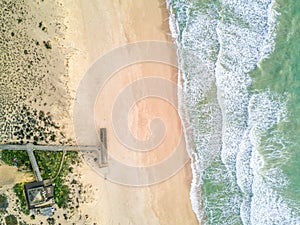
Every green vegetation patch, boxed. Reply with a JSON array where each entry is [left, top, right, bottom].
[[13, 183, 29, 215], [34, 151, 78, 208], [1, 150, 31, 169], [5, 215, 18, 225]]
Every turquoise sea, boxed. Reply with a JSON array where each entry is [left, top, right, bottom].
[[167, 0, 300, 224]]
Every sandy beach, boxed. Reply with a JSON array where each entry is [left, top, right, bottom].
[[0, 0, 198, 224], [64, 0, 199, 224]]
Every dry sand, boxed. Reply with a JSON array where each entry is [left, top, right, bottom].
[[63, 0, 199, 224], [0, 164, 33, 187]]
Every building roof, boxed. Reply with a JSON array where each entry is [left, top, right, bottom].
[[24, 179, 54, 210]]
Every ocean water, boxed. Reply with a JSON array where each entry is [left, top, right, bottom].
[[167, 0, 300, 224]]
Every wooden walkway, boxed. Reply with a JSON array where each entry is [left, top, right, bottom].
[[0, 127, 109, 180], [0, 142, 108, 164], [0, 143, 98, 152], [26, 143, 43, 182], [0, 143, 101, 181], [0, 142, 108, 180]]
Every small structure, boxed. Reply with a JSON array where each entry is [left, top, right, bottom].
[[39, 206, 55, 216], [24, 179, 54, 210]]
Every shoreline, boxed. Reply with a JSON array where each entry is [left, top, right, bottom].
[[167, 2, 204, 222]]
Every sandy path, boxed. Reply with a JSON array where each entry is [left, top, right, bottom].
[[64, 0, 199, 224]]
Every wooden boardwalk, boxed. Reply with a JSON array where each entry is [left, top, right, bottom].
[[0, 143, 102, 181], [0, 143, 98, 152], [0, 128, 109, 181], [26, 143, 43, 182]]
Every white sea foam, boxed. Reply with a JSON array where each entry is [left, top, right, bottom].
[[236, 128, 253, 194], [167, 2, 206, 223], [214, 1, 286, 224], [168, 3, 223, 223], [166, 0, 295, 224], [258, 0, 279, 64], [246, 91, 300, 224], [215, 0, 276, 172]]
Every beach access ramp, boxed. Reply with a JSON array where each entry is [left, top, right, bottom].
[[99, 128, 108, 168]]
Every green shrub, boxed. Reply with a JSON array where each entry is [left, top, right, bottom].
[[0, 194, 8, 213], [5, 215, 18, 225], [43, 40, 52, 49], [1, 150, 31, 169], [13, 183, 29, 215], [46, 217, 55, 225]]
